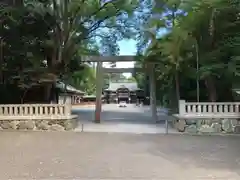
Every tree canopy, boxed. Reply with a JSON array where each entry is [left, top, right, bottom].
[[0, 0, 143, 102], [135, 0, 240, 109], [1, 0, 239, 105]]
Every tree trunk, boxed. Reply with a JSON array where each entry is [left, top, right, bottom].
[[204, 76, 217, 102], [168, 77, 178, 113], [44, 83, 52, 103], [195, 40, 200, 102], [0, 39, 3, 84], [175, 71, 180, 102], [20, 89, 28, 104], [204, 8, 217, 103], [50, 83, 57, 103], [174, 71, 181, 113], [63, 81, 67, 104]]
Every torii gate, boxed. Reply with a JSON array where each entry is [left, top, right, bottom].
[[82, 56, 157, 123]]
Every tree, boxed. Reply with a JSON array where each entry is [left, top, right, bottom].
[[127, 76, 136, 82], [136, 0, 240, 109], [25, 0, 140, 74], [0, 0, 142, 102], [68, 64, 96, 95]]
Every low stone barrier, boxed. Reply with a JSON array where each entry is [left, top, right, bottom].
[[173, 100, 240, 134], [0, 104, 78, 131], [0, 119, 78, 131], [174, 118, 240, 134]]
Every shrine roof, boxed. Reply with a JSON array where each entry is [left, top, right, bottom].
[[105, 82, 141, 91]]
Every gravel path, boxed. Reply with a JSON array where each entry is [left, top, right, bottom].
[[0, 132, 240, 179]]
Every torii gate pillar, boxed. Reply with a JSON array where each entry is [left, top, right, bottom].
[[147, 63, 158, 122], [95, 61, 104, 123]]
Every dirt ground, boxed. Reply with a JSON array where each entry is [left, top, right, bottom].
[[0, 132, 240, 179]]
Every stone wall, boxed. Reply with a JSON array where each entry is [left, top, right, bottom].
[[0, 119, 78, 131], [174, 118, 240, 134]]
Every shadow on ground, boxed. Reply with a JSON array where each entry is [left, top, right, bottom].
[[71, 105, 174, 133], [140, 134, 240, 177], [0, 132, 239, 179], [71, 105, 168, 125]]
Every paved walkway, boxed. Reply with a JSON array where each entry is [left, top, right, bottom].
[[76, 123, 178, 134], [73, 104, 175, 134], [1, 132, 240, 179]]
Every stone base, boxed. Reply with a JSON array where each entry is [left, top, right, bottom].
[[0, 119, 78, 131], [173, 118, 240, 135]]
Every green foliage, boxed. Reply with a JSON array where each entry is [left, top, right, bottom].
[[0, 0, 141, 95], [126, 76, 136, 82], [136, 0, 240, 106], [68, 64, 96, 95]]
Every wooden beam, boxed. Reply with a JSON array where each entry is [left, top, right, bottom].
[[103, 68, 142, 73], [95, 62, 104, 123], [82, 56, 136, 62]]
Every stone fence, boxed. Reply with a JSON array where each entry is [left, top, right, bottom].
[[173, 100, 240, 134], [0, 104, 77, 131], [179, 100, 240, 115]]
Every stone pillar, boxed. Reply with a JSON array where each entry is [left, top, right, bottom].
[[95, 61, 104, 123], [149, 63, 158, 122], [179, 100, 186, 115], [64, 104, 71, 116], [72, 95, 75, 104]]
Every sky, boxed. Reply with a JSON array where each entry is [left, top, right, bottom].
[[117, 39, 136, 78], [102, 29, 169, 78], [103, 39, 137, 78]]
